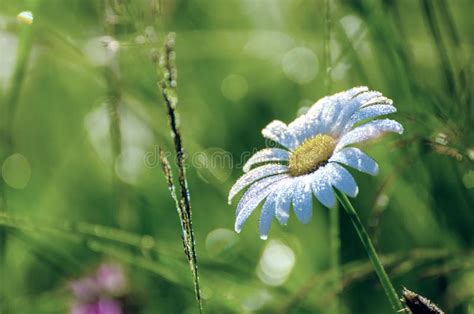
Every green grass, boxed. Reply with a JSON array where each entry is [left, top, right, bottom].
[[0, 0, 473, 313]]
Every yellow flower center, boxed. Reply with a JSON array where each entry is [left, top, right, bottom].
[[288, 134, 336, 176]]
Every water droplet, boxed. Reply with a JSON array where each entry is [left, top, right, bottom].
[[16, 11, 33, 25]]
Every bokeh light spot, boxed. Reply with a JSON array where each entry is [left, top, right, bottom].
[[194, 148, 233, 184], [2, 153, 32, 189], [462, 170, 474, 189], [282, 47, 318, 84], [257, 240, 295, 286], [0, 32, 18, 91], [241, 289, 272, 312], [84, 36, 120, 67], [221, 74, 248, 102], [205, 228, 239, 260], [115, 147, 146, 185]]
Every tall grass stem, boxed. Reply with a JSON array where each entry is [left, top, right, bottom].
[[324, 1, 340, 312]]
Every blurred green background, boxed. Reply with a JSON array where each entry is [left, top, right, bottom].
[[0, 0, 473, 313]]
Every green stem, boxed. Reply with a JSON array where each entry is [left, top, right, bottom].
[[325, 1, 339, 311], [335, 190, 403, 312], [329, 203, 341, 313], [324, 0, 332, 93]]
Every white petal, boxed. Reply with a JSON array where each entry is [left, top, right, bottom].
[[234, 174, 289, 233], [305, 87, 376, 137], [289, 87, 371, 141], [325, 163, 359, 197], [243, 148, 290, 173], [262, 120, 299, 150], [318, 99, 344, 134], [310, 166, 336, 208], [292, 178, 313, 224], [361, 96, 393, 107], [258, 190, 279, 240], [345, 104, 396, 131], [228, 164, 288, 204], [342, 86, 370, 98], [351, 90, 383, 106], [325, 90, 386, 136], [335, 119, 404, 152], [329, 147, 379, 175], [275, 179, 297, 225], [287, 114, 314, 143], [307, 86, 369, 117]]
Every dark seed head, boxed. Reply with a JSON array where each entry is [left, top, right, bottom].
[[402, 287, 444, 314]]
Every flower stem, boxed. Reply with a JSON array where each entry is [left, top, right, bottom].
[[329, 203, 341, 313], [335, 190, 403, 312]]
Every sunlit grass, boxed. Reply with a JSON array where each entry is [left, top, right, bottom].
[[0, 0, 472, 313]]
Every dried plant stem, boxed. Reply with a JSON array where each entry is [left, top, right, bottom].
[[335, 190, 403, 312], [154, 33, 203, 313]]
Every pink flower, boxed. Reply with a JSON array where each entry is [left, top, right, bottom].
[[71, 298, 122, 314], [96, 264, 126, 295], [69, 263, 127, 314]]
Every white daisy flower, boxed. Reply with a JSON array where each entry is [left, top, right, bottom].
[[228, 86, 403, 239]]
